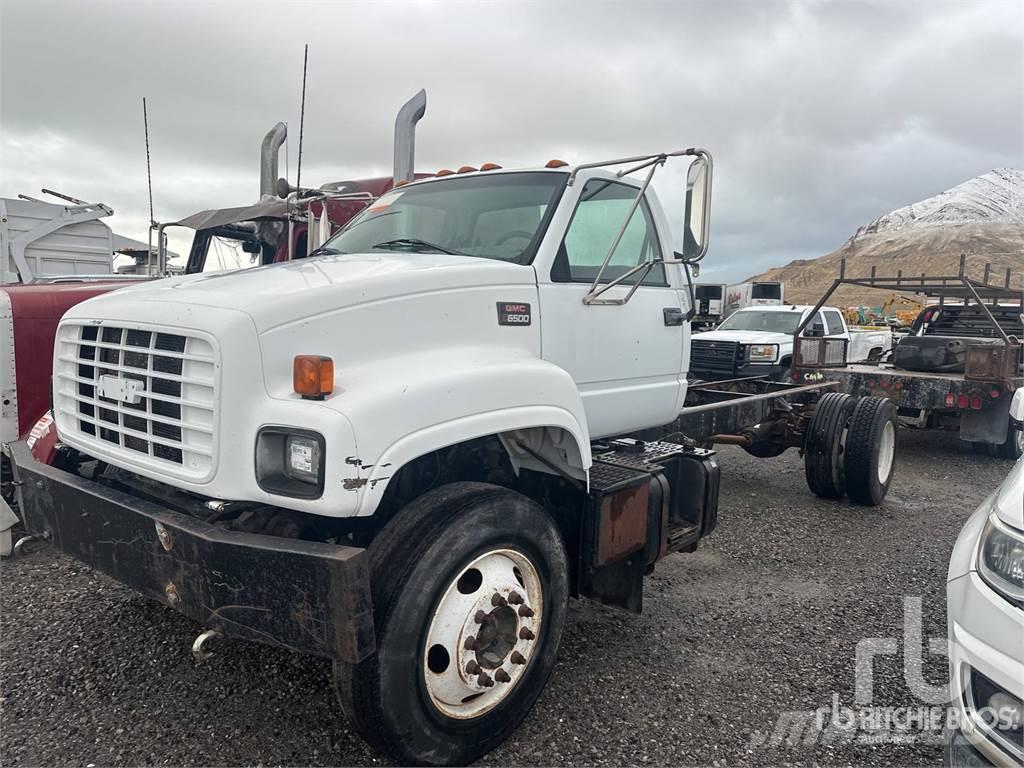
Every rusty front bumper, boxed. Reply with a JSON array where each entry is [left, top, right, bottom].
[[8, 440, 374, 663]]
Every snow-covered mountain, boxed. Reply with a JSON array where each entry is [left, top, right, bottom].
[[749, 169, 1024, 305], [856, 168, 1024, 236]]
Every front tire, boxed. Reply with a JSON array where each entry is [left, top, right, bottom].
[[334, 482, 569, 766]]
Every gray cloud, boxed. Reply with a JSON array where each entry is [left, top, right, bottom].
[[2, 0, 1021, 280]]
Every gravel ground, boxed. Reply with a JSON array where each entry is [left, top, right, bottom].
[[1, 430, 1014, 766]]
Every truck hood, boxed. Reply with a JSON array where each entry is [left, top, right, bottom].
[[693, 329, 793, 346], [80, 253, 535, 333], [993, 456, 1024, 531]]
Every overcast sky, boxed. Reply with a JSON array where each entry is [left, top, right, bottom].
[[2, 0, 1021, 280]]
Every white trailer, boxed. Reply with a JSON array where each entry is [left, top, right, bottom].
[[693, 282, 727, 329], [0, 195, 116, 284], [724, 280, 784, 316]]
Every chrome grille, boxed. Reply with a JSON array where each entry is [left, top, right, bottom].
[[54, 322, 218, 480]]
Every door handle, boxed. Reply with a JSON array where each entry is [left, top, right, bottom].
[[663, 307, 684, 326]]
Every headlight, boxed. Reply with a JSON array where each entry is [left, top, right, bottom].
[[978, 512, 1024, 603], [255, 427, 325, 499], [747, 344, 778, 362]]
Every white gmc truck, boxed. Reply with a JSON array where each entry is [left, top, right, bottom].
[[7, 150, 899, 765], [692, 304, 894, 382]]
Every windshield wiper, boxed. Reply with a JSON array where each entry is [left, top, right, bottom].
[[306, 246, 344, 258], [372, 238, 466, 256]]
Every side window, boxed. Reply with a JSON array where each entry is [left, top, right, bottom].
[[803, 311, 826, 336], [823, 310, 845, 336], [554, 179, 665, 285]]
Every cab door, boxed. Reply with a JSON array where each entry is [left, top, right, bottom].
[[537, 177, 685, 438]]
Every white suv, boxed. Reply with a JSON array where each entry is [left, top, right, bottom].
[[946, 455, 1024, 766]]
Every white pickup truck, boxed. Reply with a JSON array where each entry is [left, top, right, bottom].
[[691, 304, 893, 381], [7, 150, 899, 766]]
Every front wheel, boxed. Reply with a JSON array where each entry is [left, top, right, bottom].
[[334, 482, 569, 766]]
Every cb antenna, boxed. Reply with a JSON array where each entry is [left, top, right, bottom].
[[143, 97, 156, 274], [296, 44, 309, 191]]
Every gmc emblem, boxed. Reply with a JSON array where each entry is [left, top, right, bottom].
[[497, 302, 531, 326]]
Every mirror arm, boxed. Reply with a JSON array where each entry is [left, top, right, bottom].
[[682, 259, 697, 321], [585, 160, 662, 299], [583, 260, 657, 306]]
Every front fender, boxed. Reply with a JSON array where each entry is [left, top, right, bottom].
[[332, 352, 592, 516]]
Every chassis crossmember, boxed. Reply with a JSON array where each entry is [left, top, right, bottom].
[[7, 440, 375, 663]]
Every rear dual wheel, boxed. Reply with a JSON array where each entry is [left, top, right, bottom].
[[843, 397, 898, 505], [804, 392, 855, 498], [971, 423, 1024, 460], [334, 482, 569, 766], [804, 393, 897, 506]]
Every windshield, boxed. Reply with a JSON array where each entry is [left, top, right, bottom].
[[718, 310, 802, 334], [317, 172, 566, 264]]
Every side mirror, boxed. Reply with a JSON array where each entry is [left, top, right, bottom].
[[805, 322, 826, 338], [682, 155, 712, 261]]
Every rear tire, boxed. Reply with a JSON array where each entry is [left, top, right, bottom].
[[966, 423, 1023, 460], [334, 482, 569, 766], [994, 422, 1024, 460], [804, 392, 855, 499], [844, 397, 898, 505]]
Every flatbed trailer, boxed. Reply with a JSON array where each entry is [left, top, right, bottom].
[[791, 257, 1024, 458]]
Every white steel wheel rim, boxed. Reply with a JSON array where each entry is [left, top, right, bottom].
[[423, 548, 543, 720], [877, 421, 896, 483]]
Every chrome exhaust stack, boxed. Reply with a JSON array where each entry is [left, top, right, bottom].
[[259, 122, 288, 200], [393, 89, 427, 186]]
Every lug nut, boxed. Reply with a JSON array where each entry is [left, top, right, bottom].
[[494, 668, 511, 683], [474, 609, 488, 624], [491, 593, 507, 607], [508, 591, 523, 605], [511, 651, 527, 665], [519, 627, 535, 641], [465, 660, 481, 675], [518, 605, 535, 618], [464, 636, 478, 651], [477, 671, 494, 687]]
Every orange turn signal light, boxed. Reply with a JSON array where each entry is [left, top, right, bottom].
[[294, 355, 334, 399], [545, 159, 568, 168]]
